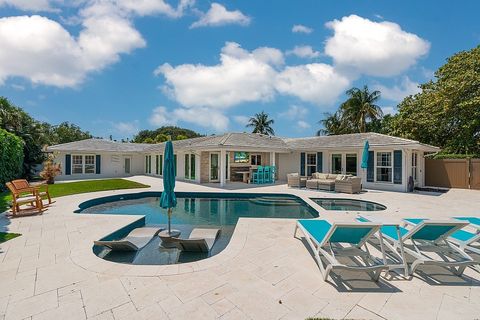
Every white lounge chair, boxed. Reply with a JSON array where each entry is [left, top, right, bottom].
[[294, 219, 387, 281], [94, 227, 164, 251], [451, 217, 480, 255], [387, 219, 477, 276], [168, 228, 220, 253]]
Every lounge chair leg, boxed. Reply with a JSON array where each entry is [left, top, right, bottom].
[[410, 260, 423, 275], [452, 266, 466, 276]]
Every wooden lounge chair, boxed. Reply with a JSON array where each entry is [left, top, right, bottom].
[[11, 179, 53, 207], [168, 228, 221, 252], [5, 182, 45, 216], [94, 227, 164, 251]]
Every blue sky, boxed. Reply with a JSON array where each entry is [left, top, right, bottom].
[[0, 0, 478, 139]]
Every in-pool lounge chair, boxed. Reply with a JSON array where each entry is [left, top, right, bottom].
[[168, 228, 221, 253], [294, 219, 387, 281], [386, 219, 477, 276], [94, 227, 164, 251]]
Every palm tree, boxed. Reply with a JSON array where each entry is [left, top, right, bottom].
[[246, 111, 275, 136], [340, 86, 383, 133]]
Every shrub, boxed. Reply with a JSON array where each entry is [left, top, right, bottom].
[[40, 155, 61, 184], [0, 129, 24, 189]]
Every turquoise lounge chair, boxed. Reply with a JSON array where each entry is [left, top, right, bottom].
[[388, 219, 477, 276], [405, 217, 480, 259], [294, 219, 387, 281], [263, 166, 271, 184]]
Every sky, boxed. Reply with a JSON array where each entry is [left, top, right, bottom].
[[0, 0, 478, 140]]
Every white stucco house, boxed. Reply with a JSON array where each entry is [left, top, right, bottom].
[[47, 132, 439, 192]]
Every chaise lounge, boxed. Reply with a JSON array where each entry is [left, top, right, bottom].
[[94, 227, 164, 251], [168, 228, 221, 253]]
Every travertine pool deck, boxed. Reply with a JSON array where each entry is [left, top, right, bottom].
[[1, 176, 480, 320]]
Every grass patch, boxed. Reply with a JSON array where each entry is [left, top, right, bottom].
[[1, 178, 150, 213], [0, 232, 21, 243]]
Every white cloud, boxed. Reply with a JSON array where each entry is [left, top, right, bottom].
[[374, 76, 420, 102], [381, 106, 396, 115], [113, 120, 139, 135], [297, 120, 311, 129], [278, 105, 308, 119], [233, 115, 249, 126], [286, 45, 320, 59], [275, 63, 351, 105], [190, 3, 250, 28], [0, 0, 195, 88], [325, 14, 430, 77], [149, 106, 229, 132], [115, 0, 193, 17], [156, 42, 281, 109], [292, 24, 312, 34], [0, 0, 60, 12]]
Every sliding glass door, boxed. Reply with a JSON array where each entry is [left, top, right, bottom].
[[331, 154, 342, 174], [331, 153, 358, 175]]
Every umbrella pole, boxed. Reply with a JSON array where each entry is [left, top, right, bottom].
[[168, 208, 172, 235]]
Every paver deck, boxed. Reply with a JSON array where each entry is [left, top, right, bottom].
[[1, 176, 480, 320]]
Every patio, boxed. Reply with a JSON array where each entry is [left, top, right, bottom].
[[1, 175, 479, 320]]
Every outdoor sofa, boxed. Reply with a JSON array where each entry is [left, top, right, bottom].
[[287, 173, 306, 188], [306, 173, 362, 193]]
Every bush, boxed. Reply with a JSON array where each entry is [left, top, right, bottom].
[[0, 129, 24, 189], [40, 155, 61, 184]]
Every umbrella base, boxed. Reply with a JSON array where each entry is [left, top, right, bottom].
[[158, 229, 181, 248]]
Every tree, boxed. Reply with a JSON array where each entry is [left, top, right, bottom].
[[341, 86, 383, 133], [0, 97, 49, 178], [391, 45, 480, 154], [0, 128, 24, 189], [49, 122, 92, 144], [246, 111, 275, 135], [133, 126, 202, 143], [317, 86, 383, 135], [155, 133, 169, 143]]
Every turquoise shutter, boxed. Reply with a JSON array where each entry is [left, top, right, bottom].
[[95, 155, 101, 174], [367, 151, 374, 182], [316, 152, 323, 173], [300, 152, 305, 176], [174, 154, 177, 176], [394, 150, 402, 184], [65, 154, 71, 175]]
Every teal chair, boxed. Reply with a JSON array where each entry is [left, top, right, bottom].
[[252, 166, 264, 184], [270, 166, 276, 183], [263, 166, 271, 184]]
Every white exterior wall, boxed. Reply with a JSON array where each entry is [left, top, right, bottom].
[[52, 151, 144, 181]]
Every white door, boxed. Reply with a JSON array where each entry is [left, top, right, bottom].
[[124, 157, 131, 174]]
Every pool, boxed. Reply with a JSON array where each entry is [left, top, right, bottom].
[[77, 192, 318, 265], [311, 198, 386, 211]]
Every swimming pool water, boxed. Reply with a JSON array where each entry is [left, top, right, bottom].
[[78, 192, 318, 265], [311, 198, 386, 211]]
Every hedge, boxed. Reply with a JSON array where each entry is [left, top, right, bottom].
[[0, 129, 24, 190]]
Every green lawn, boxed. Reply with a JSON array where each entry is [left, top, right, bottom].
[[0, 232, 21, 243], [0, 178, 150, 213]]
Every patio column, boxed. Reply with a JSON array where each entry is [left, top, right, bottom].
[[220, 149, 226, 187], [270, 152, 276, 181]]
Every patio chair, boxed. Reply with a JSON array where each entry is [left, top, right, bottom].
[[252, 166, 264, 184], [11, 179, 53, 207], [168, 228, 220, 252], [94, 227, 164, 251], [385, 218, 477, 276], [5, 182, 44, 216], [294, 219, 387, 281], [263, 166, 271, 183], [287, 173, 306, 188]]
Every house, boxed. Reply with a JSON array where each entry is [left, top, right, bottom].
[[47, 132, 439, 192]]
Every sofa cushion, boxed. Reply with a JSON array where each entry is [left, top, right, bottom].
[[313, 173, 328, 180], [336, 175, 347, 181], [326, 174, 337, 180]]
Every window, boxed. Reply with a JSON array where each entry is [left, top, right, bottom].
[[376, 152, 392, 182], [250, 154, 262, 165], [72, 155, 95, 174], [84, 155, 95, 174], [411, 152, 418, 182], [306, 153, 317, 176], [72, 155, 83, 174], [331, 154, 342, 174]]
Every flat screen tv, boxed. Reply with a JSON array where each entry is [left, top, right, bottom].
[[234, 152, 250, 163]]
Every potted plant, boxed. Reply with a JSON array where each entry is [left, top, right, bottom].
[[40, 156, 61, 184]]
